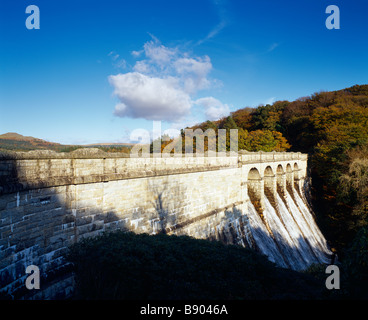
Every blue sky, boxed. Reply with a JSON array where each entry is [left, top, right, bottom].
[[1, 0, 367, 144]]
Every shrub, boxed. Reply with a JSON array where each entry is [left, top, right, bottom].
[[66, 231, 328, 300]]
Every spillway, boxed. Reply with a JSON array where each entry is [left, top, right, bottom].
[[244, 186, 332, 271]]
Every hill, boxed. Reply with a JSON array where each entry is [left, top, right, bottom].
[[0, 132, 65, 151], [0, 132, 55, 142], [0, 133, 133, 153]]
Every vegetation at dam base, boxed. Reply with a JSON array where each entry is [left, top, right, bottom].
[[66, 230, 367, 300], [67, 231, 324, 300]]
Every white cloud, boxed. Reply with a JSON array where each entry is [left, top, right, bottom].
[[109, 72, 191, 121], [109, 37, 229, 123], [143, 40, 177, 70], [174, 56, 212, 94], [195, 96, 230, 121], [131, 37, 213, 94], [131, 50, 143, 57], [108, 51, 127, 69], [133, 60, 150, 73], [114, 59, 127, 69]]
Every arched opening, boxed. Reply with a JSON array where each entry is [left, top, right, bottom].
[[286, 163, 293, 183], [248, 167, 261, 180], [264, 166, 277, 207], [276, 164, 286, 197], [264, 166, 273, 177], [293, 163, 299, 179], [286, 163, 294, 195], [247, 168, 263, 213], [276, 164, 284, 175], [293, 162, 302, 193], [264, 167, 274, 188]]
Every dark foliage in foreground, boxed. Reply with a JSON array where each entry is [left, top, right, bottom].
[[66, 231, 332, 300]]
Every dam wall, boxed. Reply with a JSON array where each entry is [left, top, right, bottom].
[[0, 149, 331, 299]]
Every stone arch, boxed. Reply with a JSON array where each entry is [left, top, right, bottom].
[[286, 163, 292, 173], [277, 164, 284, 175], [264, 166, 276, 197], [286, 163, 294, 189], [276, 164, 286, 196], [264, 166, 274, 177], [248, 167, 261, 180], [247, 167, 264, 212], [293, 162, 303, 192], [293, 162, 300, 180]]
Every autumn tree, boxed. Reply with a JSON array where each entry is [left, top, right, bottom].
[[231, 107, 254, 130]]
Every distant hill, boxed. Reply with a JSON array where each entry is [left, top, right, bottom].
[[0, 132, 56, 143], [0, 133, 133, 153], [84, 142, 135, 147], [0, 132, 65, 151]]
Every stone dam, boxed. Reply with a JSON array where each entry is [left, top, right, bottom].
[[0, 149, 333, 299]]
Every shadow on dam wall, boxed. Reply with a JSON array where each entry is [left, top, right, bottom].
[[0, 160, 123, 299], [0, 158, 190, 299], [0, 151, 333, 300]]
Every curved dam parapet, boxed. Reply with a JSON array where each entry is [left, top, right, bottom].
[[0, 149, 332, 299]]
